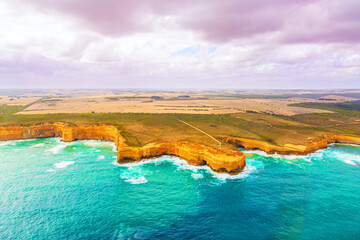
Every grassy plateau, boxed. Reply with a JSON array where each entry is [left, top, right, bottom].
[[1, 100, 360, 151]]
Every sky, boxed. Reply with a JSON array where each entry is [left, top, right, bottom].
[[0, 0, 359, 89]]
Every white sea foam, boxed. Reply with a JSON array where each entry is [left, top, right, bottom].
[[46, 169, 55, 172], [114, 155, 262, 181], [0, 139, 34, 147], [124, 176, 147, 184], [82, 140, 106, 146], [206, 159, 263, 181], [191, 173, 203, 180], [331, 152, 360, 166], [97, 155, 105, 160], [244, 149, 311, 161], [12, 139, 33, 143], [46, 144, 68, 154], [344, 159, 357, 166], [30, 143, 45, 148], [53, 161, 75, 169], [114, 156, 168, 168], [82, 140, 115, 148]]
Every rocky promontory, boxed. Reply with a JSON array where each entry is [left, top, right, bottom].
[[227, 135, 360, 155], [0, 123, 245, 175], [2, 122, 359, 174], [118, 141, 246, 174]]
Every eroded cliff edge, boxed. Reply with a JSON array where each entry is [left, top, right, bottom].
[[0, 123, 246, 175], [227, 135, 360, 155]]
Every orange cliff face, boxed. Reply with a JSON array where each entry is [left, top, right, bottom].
[[0, 123, 64, 141], [117, 142, 246, 175], [60, 124, 126, 150], [0, 123, 126, 149], [0, 123, 245, 175], [227, 135, 360, 155]]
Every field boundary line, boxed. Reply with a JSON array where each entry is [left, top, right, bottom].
[[177, 119, 221, 145]]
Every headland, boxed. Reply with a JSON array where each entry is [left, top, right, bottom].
[[2, 90, 360, 175], [1, 122, 360, 175], [0, 123, 246, 175]]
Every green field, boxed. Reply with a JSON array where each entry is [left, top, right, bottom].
[[1, 102, 360, 150]]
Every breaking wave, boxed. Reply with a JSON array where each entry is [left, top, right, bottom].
[[46, 144, 68, 154], [30, 143, 45, 148], [124, 176, 148, 184], [53, 161, 75, 169], [114, 155, 262, 181]]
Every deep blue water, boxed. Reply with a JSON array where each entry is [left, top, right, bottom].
[[0, 138, 360, 239]]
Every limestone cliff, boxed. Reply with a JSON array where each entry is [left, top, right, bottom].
[[60, 124, 126, 150], [118, 142, 246, 174], [227, 135, 360, 155], [2, 122, 359, 173], [0, 123, 245, 175], [0, 123, 63, 141], [0, 123, 125, 149]]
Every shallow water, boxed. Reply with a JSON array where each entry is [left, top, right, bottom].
[[0, 138, 360, 239]]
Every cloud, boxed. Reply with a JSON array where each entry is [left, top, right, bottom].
[[13, 0, 360, 44], [0, 0, 359, 89]]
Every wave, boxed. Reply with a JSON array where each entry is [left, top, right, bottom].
[[0, 142, 9, 147], [243, 149, 311, 161], [124, 176, 147, 184], [81, 140, 116, 148], [329, 151, 360, 166], [113, 155, 262, 181], [0, 139, 35, 147], [11, 139, 34, 143], [53, 161, 75, 169], [244, 145, 360, 168], [46, 144, 68, 154], [191, 173, 203, 180], [97, 155, 105, 160], [207, 160, 263, 181], [30, 143, 45, 148]]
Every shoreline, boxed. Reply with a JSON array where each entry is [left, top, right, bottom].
[[1, 122, 360, 174], [0, 123, 245, 175], [227, 135, 360, 155]]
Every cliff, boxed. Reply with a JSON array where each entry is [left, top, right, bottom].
[[0, 123, 125, 149], [227, 135, 360, 155], [2, 122, 359, 173], [0, 123, 245, 175], [118, 142, 246, 174]]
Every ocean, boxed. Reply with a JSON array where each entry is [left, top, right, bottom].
[[1, 138, 359, 239]]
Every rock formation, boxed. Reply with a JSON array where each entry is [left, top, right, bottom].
[[227, 135, 360, 155], [0, 123, 245, 175], [118, 142, 246, 174], [2, 122, 359, 174], [0, 123, 125, 149]]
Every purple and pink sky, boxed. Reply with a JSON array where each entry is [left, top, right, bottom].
[[1, 0, 360, 89]]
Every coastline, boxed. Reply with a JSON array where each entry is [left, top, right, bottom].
[[0, 123, 245, 175], [1, 122, 359, 175], [227, 135, 360, 155]]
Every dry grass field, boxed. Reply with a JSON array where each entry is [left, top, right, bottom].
[[0, 96, 41, 106], [17, 95, 334, 116], [1, 90, 360, 151]]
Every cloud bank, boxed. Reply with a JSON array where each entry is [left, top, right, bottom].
[[0, 0, 359, 89]]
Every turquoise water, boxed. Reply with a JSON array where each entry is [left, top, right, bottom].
[[1, 138, 360, 239]]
